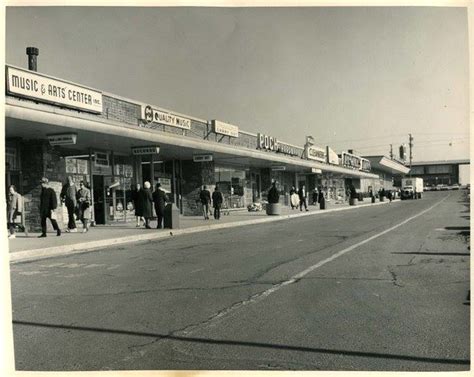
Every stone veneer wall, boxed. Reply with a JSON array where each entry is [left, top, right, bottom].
[[180, 160, 216, 216], [20, 140, 67, 232]]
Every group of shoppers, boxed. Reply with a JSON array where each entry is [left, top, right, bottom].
[[131, 182, 168, 229], [289, 185, 310, 211], [60, 176, 91, 235], [199, 185, 224, 220]]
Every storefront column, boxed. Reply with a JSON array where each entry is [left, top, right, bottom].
[[179, 160, 184, 214], [172, 159, 177, 205], [150, 153, 155, 188], [88, 149, 95, 226]]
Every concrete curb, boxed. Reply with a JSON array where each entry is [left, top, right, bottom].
[[10, 199, 395, 263]]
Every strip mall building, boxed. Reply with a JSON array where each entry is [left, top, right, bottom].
[[5, 58, 408, 231]]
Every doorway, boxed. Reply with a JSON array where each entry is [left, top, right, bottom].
[[93, 175, 105, 225]]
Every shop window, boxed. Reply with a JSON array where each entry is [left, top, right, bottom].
[[6, 147, 18, 170], [215, 166, 246, 208]]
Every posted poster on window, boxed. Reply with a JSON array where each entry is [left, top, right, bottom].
[[65, 159, 77, 174], [76, 160, 88, 175]]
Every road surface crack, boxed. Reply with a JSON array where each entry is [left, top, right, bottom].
[[387, 267, 404, 287]]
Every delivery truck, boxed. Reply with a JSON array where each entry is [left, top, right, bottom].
[[401, 177, 424, 200]]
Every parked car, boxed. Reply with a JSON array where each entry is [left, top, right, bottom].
[[451, 184, 460, 190]]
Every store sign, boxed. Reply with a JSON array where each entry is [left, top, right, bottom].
[[305, 145, 326, 162], [271, 165, 286, 171], [6, 66, 103, 113], [212, 120, 239, 138], [157, 177, 172, 193], [95, 151, 109, 167], [131, 146, 160, 155], [360, 158, 371, 172], [340, 151, 361, 169], [311, 168, 322, 174], [193, 154, 213, 162], [257, 133, 300, 157], [326, 146, 339, 165], [141, 105, 191, 130], [48, 133, 77, 146]]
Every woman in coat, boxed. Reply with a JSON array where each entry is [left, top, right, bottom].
[[76, 181, 91, 233], [7, 185, 22, 239], [139, 181, 154, 229], [131, 183, 144, 227], [152, 183, 167, 229]]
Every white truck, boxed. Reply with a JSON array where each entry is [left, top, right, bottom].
[[401, 177, 424, 200]]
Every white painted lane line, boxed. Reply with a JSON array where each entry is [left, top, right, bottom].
[[181, 194, 451, 335]]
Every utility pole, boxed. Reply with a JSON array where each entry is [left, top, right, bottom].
[[390, 144, 393, 159], [409, 134, 413, 177]]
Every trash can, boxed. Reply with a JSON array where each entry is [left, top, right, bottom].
[[358, 193, 363, 201], [164, 203, 180, 229], [266, 203, 281, 215], [319, 196, 326, 210], [371, 196, 376, 203], [349, 197, 357, 206], [380, 196, 385, 202]]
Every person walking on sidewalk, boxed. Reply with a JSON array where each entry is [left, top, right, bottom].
[[60, 176, 78, 233], [212, 185, 224, 220], [153, 182, 167, 229], [39, 177, 61, 238], [298, 184, 308, 211], [7, 185, 22, 239], [200, 185, 211, 220], [139, 181, 154, 229], [290, 186, 298, 210], [76, 181, 91, 233], [311, 188, 319, 206], [131, 184, 144, 227]]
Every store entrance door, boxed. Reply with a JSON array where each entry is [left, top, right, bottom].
[[93, 175, 106, 225], [251, 173, 260, 202]]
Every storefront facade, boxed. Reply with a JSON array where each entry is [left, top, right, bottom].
[[5, 63, 379, 231]]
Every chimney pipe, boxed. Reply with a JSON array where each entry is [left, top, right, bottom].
[[26, 47, 39, 71]]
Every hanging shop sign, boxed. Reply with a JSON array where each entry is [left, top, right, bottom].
[[131, 146, 160, 155], [326, 146, 339, 165], [141, 105, 191, 130], [94, 151, 110, 167], [47, 133, 77, 146], [193, 154, 213, 162], [340, 151, 361, 169], [311, 168, 322, 174], [6, 66, 103, 113], [271, 165, 286, 171], [360, 158, 371, 172], [212, 120, 239, 138], [257, 133, 300, 157], [305, 145, 326, 162]]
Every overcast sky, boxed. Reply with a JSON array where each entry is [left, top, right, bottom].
[[5, 6, 470, 162]]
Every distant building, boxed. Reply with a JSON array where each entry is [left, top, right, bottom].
[[409, 160, 470, 186]]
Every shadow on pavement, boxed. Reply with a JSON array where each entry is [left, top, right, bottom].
[[392, 252, 469, 256], [12, 320, 470, 367]]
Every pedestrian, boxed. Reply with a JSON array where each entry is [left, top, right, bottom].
[[152, 182, 167, 229], [267, 181, 280, 204], [131, 183, 144, 227], [298, 184, 308, 211], [7, 185, 22, 239], [317, 186, 323, 204], [38, 177, 61, 238], [60, 176, 78, 233], [199, 185, 211, 220], [139, 181, 154, 229], [387, 190, 393, 203], [312, 188, 318, 205], [212, 185, 224, 220], [289, 186, 298, 209], [76, 181, 91, 233]]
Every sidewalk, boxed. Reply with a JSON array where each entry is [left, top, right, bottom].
[[8, 198, 393, 263]]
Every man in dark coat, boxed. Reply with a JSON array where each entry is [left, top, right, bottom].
[[267, 181, 280, 204], [298, 184, 308, 211], [152, 183, 167, 229], [212, 185, 224, 220], [199, 185, 211, 220], [60, 176, 77, 232], [139, 181, 154, 229], [39, 177, 61, 237]]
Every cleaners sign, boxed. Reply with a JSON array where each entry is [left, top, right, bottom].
[[6, 66, 103, 113], [305, 145, 326, 162], [141, 105, 191, 130]]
